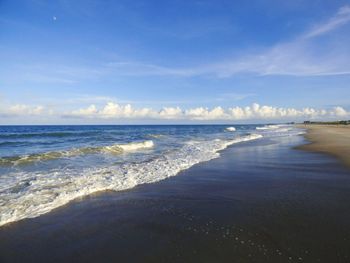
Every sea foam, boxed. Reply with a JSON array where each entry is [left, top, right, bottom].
[[256, 125, 281, 130], [225, 127, 236, 132], [0, 134, 262, 227]]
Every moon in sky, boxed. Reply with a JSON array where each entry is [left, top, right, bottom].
[[53, 16, 57, 21]]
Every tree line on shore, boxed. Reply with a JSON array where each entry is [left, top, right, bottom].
[[303, 120, 350, 125]]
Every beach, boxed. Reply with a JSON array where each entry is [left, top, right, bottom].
[[297, 124, 350, 168], [1, 130, 350, 262], [2, 1, 350, 262]]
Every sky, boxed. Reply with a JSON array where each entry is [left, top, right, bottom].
[[0, 0, 350, 124]]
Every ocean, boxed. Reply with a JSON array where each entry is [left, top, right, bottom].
[[0, 124, 302, 227]]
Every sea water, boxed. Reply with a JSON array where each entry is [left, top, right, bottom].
[[0, 124, 302, 226]]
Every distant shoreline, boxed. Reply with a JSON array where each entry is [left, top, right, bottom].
[[296, 124, 350, 168]]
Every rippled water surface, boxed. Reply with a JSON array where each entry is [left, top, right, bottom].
[[0, 124, 301, 226]]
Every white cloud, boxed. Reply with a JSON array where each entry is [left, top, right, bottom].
[[331, 106, 348, 117], [185, 106, 226, 120], [101, 5, 350, 78], [106, 62, 196, 77], [70, 102, 157, 119], [206, 5, 350, 77], [71, 104, 98, 116], [1, 102, 348, 122], [5, 5, 350, 87], [7, 104, 46, 116], [159, 107, 182, 119], [303, 5, 350, 39], [65, 102, 350, 121], [0, 104, 55, 119]]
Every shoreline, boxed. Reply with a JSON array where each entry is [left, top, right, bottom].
[[1, 134, 350, 262], [296, 124, 350, 168]]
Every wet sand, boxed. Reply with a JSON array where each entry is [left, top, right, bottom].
[[1, 135, 350, 262], [297, 124, 350, 168]]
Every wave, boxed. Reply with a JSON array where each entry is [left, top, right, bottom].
[[0, 134, 262, 227], [0, 140, 154, 166], [256, 125, 281, 130], [255, 125, 304, 138], [225, 127, 236, 132], [105, 140, 154, 152]]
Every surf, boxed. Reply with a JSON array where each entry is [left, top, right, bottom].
[[0, 134, 262, 227], [0, 140, 154, 166]]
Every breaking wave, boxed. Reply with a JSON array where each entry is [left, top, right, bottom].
[[0, 140, 154, 166], [256, 125, 281, 130], [225, 127, 236, 132]]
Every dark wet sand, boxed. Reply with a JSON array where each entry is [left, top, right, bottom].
[[1, 135, 350, 263]]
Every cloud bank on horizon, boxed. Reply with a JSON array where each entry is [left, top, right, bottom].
[[1, 102, 348, 124], [0, 1, 349, 124]]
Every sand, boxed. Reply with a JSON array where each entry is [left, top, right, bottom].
[[297, 124, 350, 168]]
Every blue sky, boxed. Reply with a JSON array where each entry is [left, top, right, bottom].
[[1, 0, 350, 124]]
